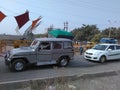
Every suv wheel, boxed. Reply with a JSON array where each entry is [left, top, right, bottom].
[[58, 57, 69, 67], [10, 59, 26, 72], [99, 56, 106, 63]]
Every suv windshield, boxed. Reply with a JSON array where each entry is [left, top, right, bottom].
[[30, 40, 39, 49], [92, 44, 108, 50]]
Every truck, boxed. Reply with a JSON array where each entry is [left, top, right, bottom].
[[100, 38, 118, 44]]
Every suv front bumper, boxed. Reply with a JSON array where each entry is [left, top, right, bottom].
[[4, 54, 11, 66]]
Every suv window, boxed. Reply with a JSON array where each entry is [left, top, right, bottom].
[[64, 42, 72, 49], [53, 42, 62, 49], [40, 42, 51, 50]]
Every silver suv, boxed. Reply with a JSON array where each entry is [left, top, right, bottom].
[[5, 38, 74, 71]]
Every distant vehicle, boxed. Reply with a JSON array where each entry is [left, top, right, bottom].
[[100, 38, 118, 44], [5, 38, 74, 72], [84, 43, 120, 63], [85, 42, 96, 49]]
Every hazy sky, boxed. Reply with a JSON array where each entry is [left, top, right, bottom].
[[0, 0, 120, 35]]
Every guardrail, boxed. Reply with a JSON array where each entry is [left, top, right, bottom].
[[0, 40, 32, 53]]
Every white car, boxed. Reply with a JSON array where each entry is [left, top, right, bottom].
[[84, 43, 120, 63]]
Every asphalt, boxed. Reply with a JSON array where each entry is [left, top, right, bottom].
[[1, 53, 120, 90]]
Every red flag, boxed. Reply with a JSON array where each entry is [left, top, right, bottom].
[[31, 16, 42, 30], [15, 11, 29, 29], [0, 11, 6, 22]]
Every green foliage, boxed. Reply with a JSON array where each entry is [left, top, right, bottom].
[[71, 24, 120, 42], [91, 34, 102, 43], [102, 27, 120, 39], [71, 24, 100, 41], [38, 24, 120, 43]]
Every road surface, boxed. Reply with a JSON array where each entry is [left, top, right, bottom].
[[0, 53, 120, 83]]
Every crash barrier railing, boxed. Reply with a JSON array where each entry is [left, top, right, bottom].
[[0, 40, 94, 53], [13, 40, 32, 48], [0, 40, 32, 53], [0, 40, 7, 53], [73, 43, 94, 53]]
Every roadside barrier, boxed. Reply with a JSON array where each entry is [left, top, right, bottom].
[[0, 40, 32, 53]]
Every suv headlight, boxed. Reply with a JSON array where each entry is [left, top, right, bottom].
[[7, 54, 15, 61]]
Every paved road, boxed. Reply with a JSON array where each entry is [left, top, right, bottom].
[[1, 53, 120, 83]]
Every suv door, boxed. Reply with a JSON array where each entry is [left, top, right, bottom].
[[37, 41, 52, 64], [52, 41, 63, 61]]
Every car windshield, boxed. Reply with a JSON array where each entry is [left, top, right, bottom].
[[92, 44, 108, 50]]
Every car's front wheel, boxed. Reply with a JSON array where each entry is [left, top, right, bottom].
[[99, 56, 106, 63], [9, 59, 26, 72]]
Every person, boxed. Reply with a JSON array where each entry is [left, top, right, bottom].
[[79, 45, 84, 55]]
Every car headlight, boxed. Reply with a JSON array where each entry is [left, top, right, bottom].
[[94, 52, 101, 56]]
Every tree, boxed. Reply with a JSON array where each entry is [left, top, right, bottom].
[[91, 34, 102, 43], [101, 27, 120, 39], [71, 24, 100, 41]]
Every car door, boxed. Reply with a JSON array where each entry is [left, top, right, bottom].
[[115, 45, 120, 59], [107, 45, 118, 60], [37, 41, 52, 64]]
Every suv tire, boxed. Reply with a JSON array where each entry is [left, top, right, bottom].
[[58, 57, 69, 67], [10, 59, 26, 72]]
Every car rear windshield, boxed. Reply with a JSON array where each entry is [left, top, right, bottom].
[[92, 44, 108, 50]]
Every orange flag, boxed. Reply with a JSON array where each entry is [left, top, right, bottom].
[[15, 11, 29, 29], [0, 11, 6, 22], [31, 16, 42, 30]]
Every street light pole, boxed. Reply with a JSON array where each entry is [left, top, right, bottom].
[[108, 28, 111, 38], [108, 20, 112, 38]]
